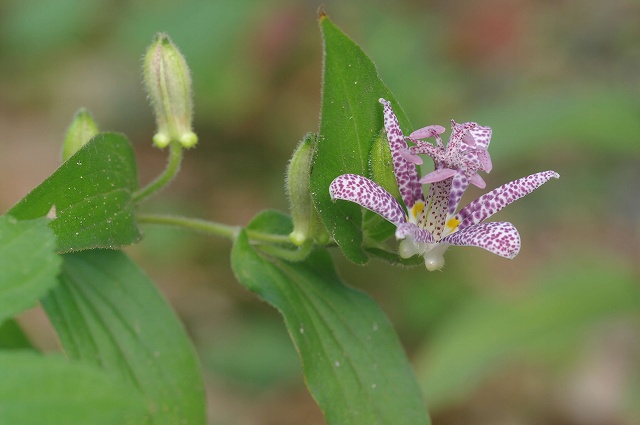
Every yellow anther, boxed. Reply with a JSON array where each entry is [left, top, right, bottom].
[[445, 217, 461, 230], [411, 201, 425, 221]]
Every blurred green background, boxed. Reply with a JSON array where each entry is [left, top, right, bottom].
[[1, 0, 639, 424]]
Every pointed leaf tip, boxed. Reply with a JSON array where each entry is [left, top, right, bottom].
[[317, 5, 327, 20]]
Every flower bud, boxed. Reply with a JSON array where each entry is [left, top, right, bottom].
[[368, 128, 401, 199], [143, 33, 197, 149], [62, 108, 99, 161], [287, 133, 330, 246]]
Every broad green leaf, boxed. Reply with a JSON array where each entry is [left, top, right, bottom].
[[0, 216, 61, 324], [42, 250, 205, 425], [8, 133, 141, 252], [0, 351, 148, 425], [232, 210, 430, 425], [310, 15, 411, 264], [0, 319, 34, 350], [416, 258, 640, 409]]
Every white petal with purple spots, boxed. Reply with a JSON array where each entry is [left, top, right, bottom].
[[443, 221, 520, 258], [422, 179, 451, 239], [454, 170, 560, 230], [468, 124, 492, 150], [447, 172, 469, 217], [329, 174, 406, 225], [379, 98, 423, 209], [395, 222, 435, 244]]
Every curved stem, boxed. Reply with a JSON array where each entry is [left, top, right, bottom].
[[256, 241, 313, 262], [137, 213, 296, 245], [137, 213, 320, 264], [133, 141, 183, 203], [137, 213, 240, 241], [245, 230, 292, 245]]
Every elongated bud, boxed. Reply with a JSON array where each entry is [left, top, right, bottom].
[[287, 134, 330, 246], [62, 108, 99, 161], [143, 33, 197, 149], [369, 128, 401, 199]]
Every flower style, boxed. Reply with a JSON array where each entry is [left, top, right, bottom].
[[329, 98, 559, 270]]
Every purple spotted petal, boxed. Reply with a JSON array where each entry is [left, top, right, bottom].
[[443, 221, 520, 259], [419, 168, 456, 184], [329, 174, 406, 225], [469, 124, 492, 150], [454, 170, 560, 230], [422, 179, 451, 239], [395, 222, 435, 243], [379, 98, 423, 209], [448, 172, 469, 216]]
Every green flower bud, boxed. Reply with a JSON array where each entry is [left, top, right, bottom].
[[143, 33, 197, 149], [369, 127, 401, 200], [62, 108, 99, 161], [287, 133, 330, 246]]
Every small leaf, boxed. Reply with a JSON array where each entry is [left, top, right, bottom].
[[42, 250, 206, 425], [363, 129, 401, 242], [246, 209, 293, 236], [231, 211, 430, 425], [0, 216, 61, 324], [310, 15, 411, 264], [368, 128, 401, 200], [0, 351, 148, 425], [0, 319, 35, 350], [8, 133, 141, 252]]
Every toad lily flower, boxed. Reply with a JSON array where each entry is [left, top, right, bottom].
[[328, 98, 559, 271]]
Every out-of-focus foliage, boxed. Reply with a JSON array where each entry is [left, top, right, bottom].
[[1, 0, 639, 424]]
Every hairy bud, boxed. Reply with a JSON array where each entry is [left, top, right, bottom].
[[62, 108, 99, 161], [143, 33, 197, 149], [287, 133, 329, 246]]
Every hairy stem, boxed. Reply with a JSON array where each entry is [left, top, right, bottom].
[[137, 213, 240, 240], [133, 141, 183, 203]]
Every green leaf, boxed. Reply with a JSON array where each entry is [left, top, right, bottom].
[[231, 211, 430, 425], [41, 250, 205, 425], [8, 133, 141, 252], [0, 216, 61, 324], [362, 129, 401, 243], [310, 15, 411, 264], [416, 258, 640, 409], [246, 209, 293, 236], [0, 319, 35, 350], [0, 351, 148, 425]]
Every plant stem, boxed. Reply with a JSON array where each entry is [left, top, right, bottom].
[[137, 213, 240, 240], [256, 241, 313, 262], [246, 231, 292, 244], [136, 213, 294, 245], [133, 141, 183, 203]]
